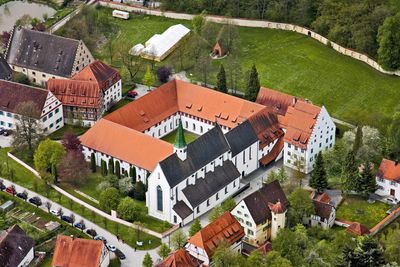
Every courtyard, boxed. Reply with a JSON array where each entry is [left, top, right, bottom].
[[161, 128, 198, 144]]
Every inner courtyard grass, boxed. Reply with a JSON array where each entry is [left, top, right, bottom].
[[161, 129, 199, 144], [80, 7, 400, 130], [336, 196, 390, 229]]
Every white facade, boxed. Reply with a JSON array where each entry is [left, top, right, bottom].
[[310, 207, 336, 229], [270, 210, 286, 239], [17, 247, 34, 267], [100, 244, 110, 267], [231, 201, 259, 244], [284, 106, 335, 174], [376, 176, 400, 202], [103, 79, 122, 111], [0, 91, 63, 134]]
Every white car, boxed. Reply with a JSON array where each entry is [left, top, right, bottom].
[[107, 244, 116, 252], [50, 209, 60, 216]]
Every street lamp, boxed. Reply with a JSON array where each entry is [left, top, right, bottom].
[[189, 73, 193, 83]]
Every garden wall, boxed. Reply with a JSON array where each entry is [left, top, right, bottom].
[[370, 206, 400, 236], [99, 0, 400, 77]]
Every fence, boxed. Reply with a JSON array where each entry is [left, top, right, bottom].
[[370, 206, 400, 236], [99, 0, 400, 77]]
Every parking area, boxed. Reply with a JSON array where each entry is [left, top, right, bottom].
[[0, 135, 12, 148]]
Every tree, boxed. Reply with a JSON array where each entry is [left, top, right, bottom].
[[142, 65, 155, 89], [142, 252, 153, 267], [216, 64, 228, 93], [273, 225, 309, 265], [62, 132, 82, 152], [106, 38, 115, 65], [108, 158, 114, 175], [287, 188, 314, 226], [189, 218, 202, 237], [101, 160, 107, 176], [120, 44, 145, 82], [265, 251, 293, 267], [59, 151, 89, 186], [45, 201, 52, 212], [70, 213, 75, 226], [130, 167, 136, 183], [157, 243, 171, 259], [208, 206, 223, 222], [383, 228, 400, 263], [360, 161, 376, 197], [156, 67, 171, 83], [378, 13, 400, 70], [99, 187, 120, 213], [12, 101, 45, 157], [134, 181, 146, 201], [353, 125, 363, 154], [192, 11, 206, 35], [75, 112, 84, 128], [245, 64, 260, 101], [225, 53, 242, 94], [115, 161, 121, 179], [34, 139, 65, 177], [196, 52, 212, 86], [117, 197, 145, 221], [387, 112, 400, 161], [221, 197, 236, 211], [90, 153, 96, 173], [342, 151, 360, 192], [309, 152, 328, 192], [118, 177, 134, 196], [171, 229, 187, 250], [212, 241, 245, 267]]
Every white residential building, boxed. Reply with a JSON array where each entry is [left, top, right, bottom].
[[375, 158, 400, 203]]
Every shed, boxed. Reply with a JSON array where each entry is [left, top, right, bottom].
[[0, 200, 14, 212]]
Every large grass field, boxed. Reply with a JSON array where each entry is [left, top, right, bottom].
[[83, 8, 400, 130], [336, 196, 390, 229]]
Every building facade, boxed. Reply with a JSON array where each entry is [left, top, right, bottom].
[[0, 80, 63, 133], [375, 158, 400, 203], [0, 225, 35, 267]]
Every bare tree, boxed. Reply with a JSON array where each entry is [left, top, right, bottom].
[[106, 39, 115, 65], [70, 213, 75, 226], [12, 101, 44, 157], [120, 45, 145, 82], [45, 201, 52, 212], [196, 53, 212, 86]]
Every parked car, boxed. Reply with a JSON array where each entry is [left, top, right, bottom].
[[107, 244, 116, 252], [6, 186, 16, 195], [94, 236, 107, 244], [85, 229, 97, 238], [61, 215, 73, 224], [16, 192, 27, 200], [114, 249, 126, 260], [1, 183, 6, 191], [29, 196, 42, 206], [2, 130, 9, 136], [0, 128, 5, 135], [126, 90, 138, 98], [74, 222, 86, 230], [50, 209, 60, 216]]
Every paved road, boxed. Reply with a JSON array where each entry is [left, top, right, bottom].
[[1, 178, 160, 267]]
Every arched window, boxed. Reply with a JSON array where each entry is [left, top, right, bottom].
[[157, 186, 163, 212]]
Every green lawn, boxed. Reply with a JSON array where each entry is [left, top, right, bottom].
[[47, 124, 89, 140], [336, 196, 390, 229], [82, 7, 400, 130], [0, 148, 161, 249], [105, 98, 133, 115], [161, 129, 198, 144]]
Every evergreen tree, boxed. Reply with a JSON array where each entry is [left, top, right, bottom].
[[101, 160, 107, 176], [338, 237, 385, 267], [90, 153, 96, 173], [51, 164, 58, 183], [342, 151, 359, 192], [360, 161, 377, 197], [309, 152, 328, 192], [189, 218, 202, 236], [134, 181, 146, 201], [115, 161, 121, 179], [142, 66, 155, 89], [157, 243, 171, 259], [217, 64, 227, 93], [130, 167, 136, 184], [142, 252, 153, 267], [353, 125, 363, 155], [245, 64, 260, 101], [108, 158, 114, 175]]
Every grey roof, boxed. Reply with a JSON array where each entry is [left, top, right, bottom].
[[0, 55, 12, 80], [182, 161, 240, 208], [6, 27, 80, 77], [173, 200, 193, 220], [225, 120, 258, 157], [160, 124, 231, 187], [0, 225, 35, 267], [242, 180, 288, 225]]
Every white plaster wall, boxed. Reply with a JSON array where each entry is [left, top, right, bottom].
[[231, 141, 259, 177], [104, 79, 122, 110], [376, 178, 400, 200], [17, 247, 34, 267], [231, 200, 258, 242]]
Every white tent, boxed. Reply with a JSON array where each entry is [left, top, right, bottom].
[[129, 44, 144, 56]]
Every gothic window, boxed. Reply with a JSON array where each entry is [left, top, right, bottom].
[[157, 186, 163, 211]]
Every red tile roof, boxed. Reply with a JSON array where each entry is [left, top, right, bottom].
[[377, 158, 400, 182], [80, 119, 174, 171], [259, 137, 284, 166], [268, 201, 286, 214], [155, 248, 198, 267], [346, 222, 370, 236], [187, 212, 244, 258], [52, 235, 103, 267], [256, 88, 293, 116]]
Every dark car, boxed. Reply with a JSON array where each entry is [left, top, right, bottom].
[[0, 184, 6, 191], [61, 215, 73, 224], [114, 249, 126, 260], [74, 222, 86, 230], [16, 192, 28, 200], [85, 229, 97, 238], [94, 236, 107, 244], [29, 196, 42, 206], [0, 128, 5, 135], [2, 130, 9, 136], [6, 186, 16, 195]]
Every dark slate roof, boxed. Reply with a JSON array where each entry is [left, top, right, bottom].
[[242, 180, 288, 225], [6, 27, 80, 77], [0, 55, 12, 80], [313, 201, 334, 220], [225, 120, 258, 157], [0, 80, 48, 118], [0, 225, 35, 267], [160, 124, 231, 187], [173, 200, 193, 220], [182, 161, 240, 208]]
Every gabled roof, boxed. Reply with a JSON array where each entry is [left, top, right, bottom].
[[173, 201, 193, 220], [0, 80, 48, 118], [256, 87, 293, 116], [377, 158, 400, 182], [72, 60, 121, 90], [6, 27, 80, 77], [0, 55, 12, 80], [155, 248, 199, 267], [225, 120, 258, 157], [313, 200, 334, 220], [187, 212, 244, 258], [159, 124, 230, 187], [242, 180, 288, 225], [48, 79, 101, 108], [0, 225, 35, 267], [80, 119, 174, 171], [182, 161, 240, 208], [52, 235, 103, 267], [346, 222, 370, 236]]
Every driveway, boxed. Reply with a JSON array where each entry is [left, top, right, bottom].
[[1, 178, 160, 267]]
